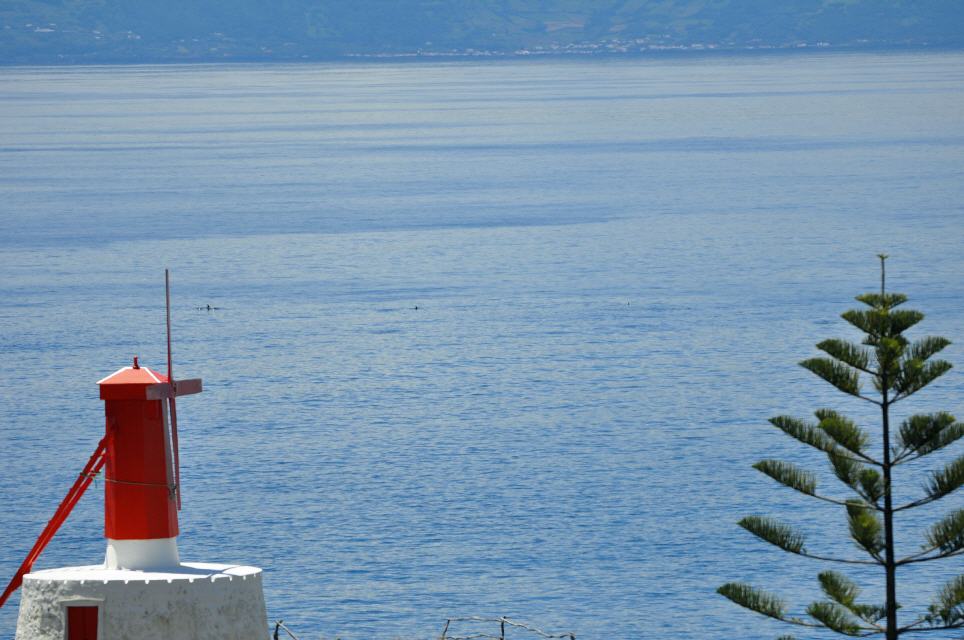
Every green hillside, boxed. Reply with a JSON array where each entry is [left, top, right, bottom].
[[2, 0, 963, 63]]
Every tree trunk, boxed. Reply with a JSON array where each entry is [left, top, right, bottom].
[[882, 395, 898, 640]]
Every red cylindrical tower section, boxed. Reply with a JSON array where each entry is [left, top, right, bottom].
[[104, 398, 177, 539], [98, 363, 178, 540]]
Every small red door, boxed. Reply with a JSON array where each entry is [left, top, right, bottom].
[[67, 606, 98, 640]]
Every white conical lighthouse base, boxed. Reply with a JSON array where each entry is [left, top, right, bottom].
[[104, 537, 180, 571], [15, 560, 267, 639]]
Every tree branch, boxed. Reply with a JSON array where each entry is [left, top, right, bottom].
[[797, 550, 883, 566], [810, 492, 882, 511], [858, 394, 884, 407], [856, 451, 883, 467], [897, 621, 964, 633], [897, 548, 964, 566], [897, 549, 964, 565], [781, 616, 881, 635], [899, 617, 929, 632], [892, 495, 940, 512], [892, 451, 920, 465]]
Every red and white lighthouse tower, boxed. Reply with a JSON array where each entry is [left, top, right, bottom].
[[3, 274, 268, 640], [96, 358, 200, 571]]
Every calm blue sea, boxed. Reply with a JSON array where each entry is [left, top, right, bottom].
[[1, 52, 963, 639]]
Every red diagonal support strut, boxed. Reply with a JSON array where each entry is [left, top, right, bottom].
[[0, 438, 107, 610]]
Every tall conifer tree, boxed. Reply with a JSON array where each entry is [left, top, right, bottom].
[[719, 256, 964, 639]]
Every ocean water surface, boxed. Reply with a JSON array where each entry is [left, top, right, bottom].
[[1, 52, 963, 639]]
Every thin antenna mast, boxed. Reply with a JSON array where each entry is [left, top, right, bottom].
[[165, 269, 182, 510], [878, 253, 888, 298]]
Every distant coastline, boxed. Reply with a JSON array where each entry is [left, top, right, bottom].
[[2, 41, 962, 67], [5, 0, 963, 66]]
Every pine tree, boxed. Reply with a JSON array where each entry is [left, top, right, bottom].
[[719, 256, 964, 639]]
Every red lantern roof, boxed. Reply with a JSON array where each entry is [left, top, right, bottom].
[[97, 359, 202, 401], [98, 359, 170, 400], [97, 366, 169, 386]]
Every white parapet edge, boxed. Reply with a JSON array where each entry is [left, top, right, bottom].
[[23, 562, 262, 583], [104, 538, 180, 571]]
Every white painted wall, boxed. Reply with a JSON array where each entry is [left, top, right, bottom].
[[104, 538, 180, 571], [15, 563, 268, 640]]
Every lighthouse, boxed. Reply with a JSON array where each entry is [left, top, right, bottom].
[[2, 276, 268, 640]]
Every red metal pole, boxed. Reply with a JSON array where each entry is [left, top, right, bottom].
[[0, 439, 107, 609], [166, 269, 182, 510], [26, 453, 107, 570]]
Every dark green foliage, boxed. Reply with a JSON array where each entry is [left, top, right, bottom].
[[896, 413, 962, 459], [738, 516, 806, 554], [719, 259, 962, 639], [886, 310, 927, 336], [799, 357, 861, 397], [853, 604, 888, 624], [846, 501, 884, 557], [840, 309, 909, 344], [926, 454, 964, 501], [842, 308, 924, 343], [857, 468, 884, 504], [828, 449, 862, 489], [856, 293, 907, 309], [717, 583, 786, 621], [827, 448, 883, 505], [819, 571, 861, 608], [925, 509, 964, 555], [873, 337, 906, 381], [806, 602, 862, 635], [908, 337, 952, 363], [769, 415, 834, 453], [816, 409, 870, 456], [929, 576, 964, 625], [753, 460, 816, 496], [817, 339, 871, 372], [896, 360, 954, 399]]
